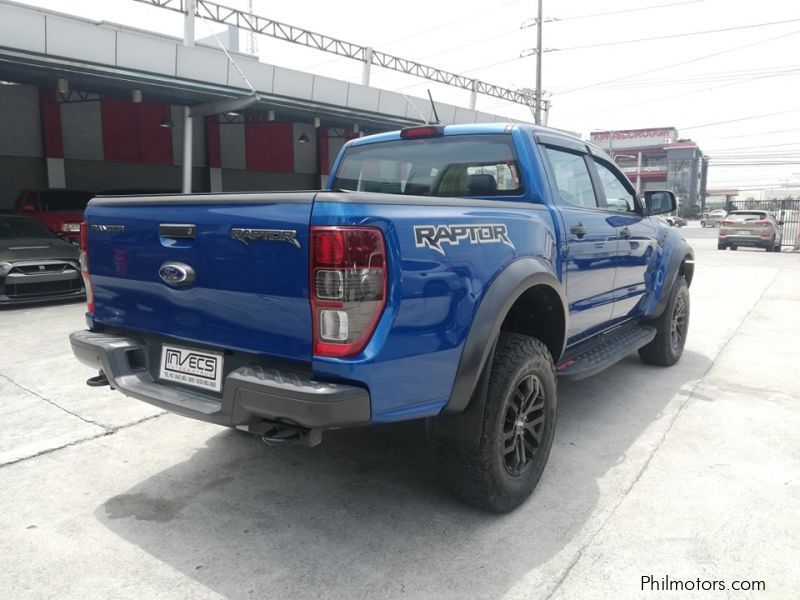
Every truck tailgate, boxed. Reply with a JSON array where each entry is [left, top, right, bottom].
[[85, 193, 314, 362]]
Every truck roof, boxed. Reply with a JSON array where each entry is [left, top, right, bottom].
[[347, 122, 611, 162]]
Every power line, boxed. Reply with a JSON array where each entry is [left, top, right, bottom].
[[550, 0, 707, 22], [134, 0, 536, 108], [591, 65, 800, 90], [419, 0, 710, 64], [301, 0, 522, 70], [683, 108, 800, 130], [554, 17, 800, 52], [392, 0, 713, 94], [554, 29, 800, 95], [705, 127, 800, 141], [710, 142, 800, 152], [576, 68, 800, 117]]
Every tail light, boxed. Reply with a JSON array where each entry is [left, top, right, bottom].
[[79, 221, 94, 315], [310, 226, 386, 357], [400, 125, 445, 139], [755, 220, 773, 236], [721, 219, 734, 226]]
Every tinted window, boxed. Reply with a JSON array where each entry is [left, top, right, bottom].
[[40, 190, 94, 212], [331, 135, 523, 197], [0, 218, 55, 240], [729, 211, 767, 221], [544, 147, 597, 209], [593, 159, 637, 213]]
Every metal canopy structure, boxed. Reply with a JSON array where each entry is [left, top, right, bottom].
[[133, 0, 537, 111]]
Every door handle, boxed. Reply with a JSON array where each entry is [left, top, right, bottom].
[[619, 227, 632, 239], [570, 223, 587, 237], [159, 223, 196, 239]]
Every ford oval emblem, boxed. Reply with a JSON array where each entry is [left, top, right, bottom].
[[158, 262, 196, 287]]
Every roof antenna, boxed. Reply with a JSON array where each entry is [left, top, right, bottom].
[[427, 89, 441, 124]]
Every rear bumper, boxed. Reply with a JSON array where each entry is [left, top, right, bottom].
[[719, 234, 772, 247], [69, 330, 371, 429]]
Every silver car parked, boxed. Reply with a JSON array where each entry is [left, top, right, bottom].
[[701, 209, 727, 228], [718, 210, 783, 252]]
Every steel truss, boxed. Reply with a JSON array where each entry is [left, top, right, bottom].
[[133, 0, 537, 110]]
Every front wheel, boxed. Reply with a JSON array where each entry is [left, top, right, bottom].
[[437, 333, 557, 513], [639, 276, 690, 366]]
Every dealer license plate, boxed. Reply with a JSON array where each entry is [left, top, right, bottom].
[[159, 344, 224, 393]]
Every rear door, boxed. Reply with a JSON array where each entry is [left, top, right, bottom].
[[86, 193, 314, 361], [541, 144, 617, 343], [589, 156, 660, 321]]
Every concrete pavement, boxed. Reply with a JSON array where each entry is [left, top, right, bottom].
[[1, 231, 798, 599]]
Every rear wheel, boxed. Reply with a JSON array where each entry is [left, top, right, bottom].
[[639, 276, 690, 367], [437, 333, 557, 513]]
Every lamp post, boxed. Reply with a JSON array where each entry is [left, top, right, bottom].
[[614, 152, 643, 195]]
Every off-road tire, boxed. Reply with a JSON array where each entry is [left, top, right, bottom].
[[437, 333, 557, 513], [639, 276, 690, 366]]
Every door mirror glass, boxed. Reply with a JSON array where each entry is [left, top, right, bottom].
[[644, 190, 676, 215]]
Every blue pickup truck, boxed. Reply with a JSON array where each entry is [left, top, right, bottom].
[[70, 123, 693, 512]]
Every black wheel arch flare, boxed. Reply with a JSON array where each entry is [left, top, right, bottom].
[[444, 257, 567, 416]]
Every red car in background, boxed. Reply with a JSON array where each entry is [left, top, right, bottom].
[[14, 189, 95, 242]]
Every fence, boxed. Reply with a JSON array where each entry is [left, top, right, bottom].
[[727, 198, 799, 249]]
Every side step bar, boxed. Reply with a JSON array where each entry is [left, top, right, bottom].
[[556, 322, 656, 381]]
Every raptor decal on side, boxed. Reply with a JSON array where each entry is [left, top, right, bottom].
[[414, 224, 515, 255]]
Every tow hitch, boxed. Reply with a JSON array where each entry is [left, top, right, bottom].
[[86, 370, 111, 387]]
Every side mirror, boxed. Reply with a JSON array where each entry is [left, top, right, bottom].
[[21, 202, 37, 213], [644, 190, 677, 216]]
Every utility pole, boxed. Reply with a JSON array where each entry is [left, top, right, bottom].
[[182, 0, 196, 194], [699, 155, 709, 212], [636, 151, 643, 195], [535, 0, 543, 124]]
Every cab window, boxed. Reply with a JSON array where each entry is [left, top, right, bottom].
[[593, 159, 638, 213], [332, 134, 524, 197]]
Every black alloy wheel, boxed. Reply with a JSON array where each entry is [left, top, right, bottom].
[[669, 293, 688, 355], [502, 374, 545, 476]]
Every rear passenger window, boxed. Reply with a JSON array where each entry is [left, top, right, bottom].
[[544, 148, 597, 209]]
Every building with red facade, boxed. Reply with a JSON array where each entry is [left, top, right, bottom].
[[590, 127, 708, 210]]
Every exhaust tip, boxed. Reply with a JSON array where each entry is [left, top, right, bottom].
[[258, 422, 322, 447]]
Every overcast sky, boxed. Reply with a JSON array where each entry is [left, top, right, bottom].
[[17, 0, 800, 194]]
